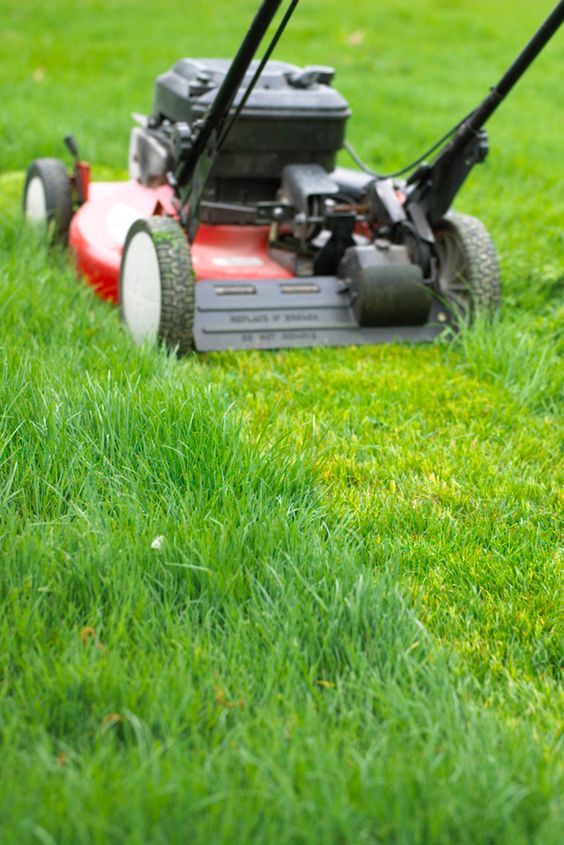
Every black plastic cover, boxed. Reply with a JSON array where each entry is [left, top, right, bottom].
[[153, 59, 350, 178]]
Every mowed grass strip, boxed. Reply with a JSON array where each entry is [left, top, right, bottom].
[[1, 0, 563, 841]]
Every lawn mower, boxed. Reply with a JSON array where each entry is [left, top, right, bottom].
[[22, 1, 563, 354]]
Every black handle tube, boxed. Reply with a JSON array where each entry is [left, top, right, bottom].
[[219, 0, 301, 148], [177, 0, 285, 186], [405, 1, 563, 221], [448, 1, 563, 156], [495, 0, 564, 98]]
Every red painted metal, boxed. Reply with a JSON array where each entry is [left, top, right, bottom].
[[77, 162, 91, 202], [68, 178, 293, 304]]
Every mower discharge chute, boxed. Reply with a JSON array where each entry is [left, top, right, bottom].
[[23, 0, 564, 354]]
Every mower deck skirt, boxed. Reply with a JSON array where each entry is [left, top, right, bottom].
[[194, 277, 443, 351]]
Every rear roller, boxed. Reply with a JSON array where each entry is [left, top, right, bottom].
[[119, 216, 195, 356], [22, 158, 73, 242], [433, 211, 501, 322]]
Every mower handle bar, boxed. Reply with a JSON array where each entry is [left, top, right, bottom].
[[435, 0, 563, 164], [406, 0, 563, 221], [175, 0, 288, 194], [175, 0, 562, 232]]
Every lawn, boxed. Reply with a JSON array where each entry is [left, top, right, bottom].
[[0, 1, 563, 843]]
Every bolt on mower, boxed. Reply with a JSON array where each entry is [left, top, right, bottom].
[[22, 0, 564, 354]]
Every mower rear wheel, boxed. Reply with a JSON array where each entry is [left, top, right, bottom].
[[22, 158, 73, 242], [119, 216, 195, 356], [433, 212, 501, 321]]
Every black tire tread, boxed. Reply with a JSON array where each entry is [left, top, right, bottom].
[[23, 158, 73, 242], [435, 211, 501, 317], [120, 216, 195, 356]]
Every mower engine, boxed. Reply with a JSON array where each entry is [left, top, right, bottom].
[[131, 59, 349, 223]]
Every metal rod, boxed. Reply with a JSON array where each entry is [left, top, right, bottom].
[[443, 1, 563, 157], [176, 0, 286, 188], [219, 0, 301, 147], [405, 0, 563, 220]]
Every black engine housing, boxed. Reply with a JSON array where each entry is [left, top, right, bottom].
[[130, 59, 351, 219]]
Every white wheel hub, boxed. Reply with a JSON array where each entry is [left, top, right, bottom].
[[25, 176, 48, 223], [121, 230, 162, 345]]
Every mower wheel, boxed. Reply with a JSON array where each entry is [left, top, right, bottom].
[[119, 216, 195, 356], [433, 212, 501, 321], [22, 158, 73, 242]]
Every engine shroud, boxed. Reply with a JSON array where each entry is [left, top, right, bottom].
[[150, 59, 351, 213]]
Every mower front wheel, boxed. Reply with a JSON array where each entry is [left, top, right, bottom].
[[119, 216, 195, 356], [433, 212, 501, 322], [22, 158, 73, 242]]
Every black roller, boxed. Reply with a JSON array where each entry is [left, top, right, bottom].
[[343, 245, 433, 327]]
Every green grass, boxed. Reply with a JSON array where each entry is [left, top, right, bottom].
[[1, 1, 563, 842]]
